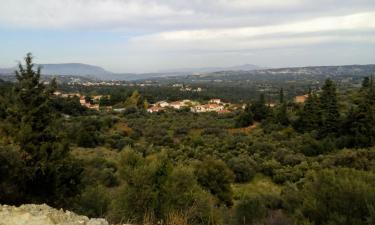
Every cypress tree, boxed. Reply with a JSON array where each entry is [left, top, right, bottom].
[[250, 93, 270, 121], [6, 53, 82, 206], [297, 91, 321, 132], [343, 76, 375, 147], [279, 88, 284, 104], [319, 79, 340, 137]]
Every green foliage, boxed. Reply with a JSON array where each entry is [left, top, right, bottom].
[[283, 168, 375, 225], [234, 195, 267, 225], [235, 104, 254, 128], [52, 96, 87, 116], [227, 156, 257, 183], [74, 185, 110, 218], [296, 92, 321, 132], [274, 103, 289, 126], [1, 53, 83, 207], [341, 76, 375, 147], [0, 145, 26, 204], [195, 159, 235, 206], [113, 149, 213, 224], [319, 79, 340, 137], [250, 93, 270, 122]]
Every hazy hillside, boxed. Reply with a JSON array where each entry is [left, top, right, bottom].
[[0, 63, 111, 76], [157, 64, 264, 74], [1, 63, 374, 81], [39, 63, 112, 76]]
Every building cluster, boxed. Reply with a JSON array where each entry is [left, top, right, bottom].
[[53, 91, 110, 111], [172, 84, 203, 92], [147, 98, 233, 114], [294, 94, 308, 103]]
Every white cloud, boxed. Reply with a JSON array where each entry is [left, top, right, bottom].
[[0, 0, 374, 71], [1, 0, 374, 30], [127, 12, 375, 52], [0, 0, 193, 29]]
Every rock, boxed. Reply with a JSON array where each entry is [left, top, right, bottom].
[[0, 204, 109, 225]]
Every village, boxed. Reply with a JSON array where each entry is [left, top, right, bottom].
[[53, 91, 308, 114], [147, 98, 235, 114]]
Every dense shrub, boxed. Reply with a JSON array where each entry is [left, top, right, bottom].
[[283, 168, 375, 225], [227, 156, 257, 183]]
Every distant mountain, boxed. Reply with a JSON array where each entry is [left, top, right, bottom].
[[1, 63, 374, 81], [0, 63, 113, 77], [0, 67, 14, 75], [0, 63, 169, 81], [158, 64, 264, 74], [148, 64, 375, 83], [39, 63, 112, 77], [256, 64, 375, 76]]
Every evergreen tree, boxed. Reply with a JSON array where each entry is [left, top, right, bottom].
[[275, 103, 289, 126], [6, 53, 82, 206], [319, 79, 340, 137], [279, 88, 284, 104], [342, 76, 375, 147], [235, 103, 254, 128], [250, 93, 270, 121], [296, 91, 321, 132]]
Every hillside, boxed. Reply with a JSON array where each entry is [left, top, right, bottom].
[[1, 63, 374, 81]]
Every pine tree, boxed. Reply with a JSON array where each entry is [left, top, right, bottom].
[[343, 76, 375, 147], [319, 79, 340, 137], [7, 53, 82, 206]]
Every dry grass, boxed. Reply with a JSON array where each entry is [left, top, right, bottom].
[[111, 121, 133, 136], [228, 122, 260, 134], [165, 211, 189, 225]]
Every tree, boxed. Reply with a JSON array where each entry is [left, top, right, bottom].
[[194, 159, 235, 206], [279, 88, 285, 104], [124, 90, 141, 107], [319, 79, 340, 137], [114, 149, 212, 224], [5, 53, 83, 206], [342, 76, 375, 147], [283, 169, 375, 225], [275, 103, 289, 126], [250, 93, 270, 122], [296, 91, 321, 132], [227, 156, 257, 183], [235, 104, 254, 128], [234, 196, 267, 225]]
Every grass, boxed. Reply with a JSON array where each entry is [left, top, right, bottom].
[[232, 174, 282, 201], [71, 146, 120, 164]]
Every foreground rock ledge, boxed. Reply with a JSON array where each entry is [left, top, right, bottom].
[[0, 204, 109, 225]]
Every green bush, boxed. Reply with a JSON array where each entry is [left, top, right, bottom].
[[227, 156, 257, 183], [234, 195, 267, 225], [195, 159, 235, 206], [74, 185, 110, 218], [283, 168, 375, 225]]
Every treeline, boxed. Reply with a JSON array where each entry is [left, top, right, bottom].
[[237, 77, 375, 150]]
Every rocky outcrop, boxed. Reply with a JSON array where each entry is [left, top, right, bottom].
[[0, 204, 109, 225]]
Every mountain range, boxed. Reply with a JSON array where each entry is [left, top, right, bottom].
[[0, 63, 264, 80], [1, 63, 374, 81]]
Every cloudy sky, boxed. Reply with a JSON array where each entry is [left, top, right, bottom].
[[0, 0, 374, 73]]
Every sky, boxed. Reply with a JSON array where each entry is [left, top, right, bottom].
[[0, 0, 374, 73]]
